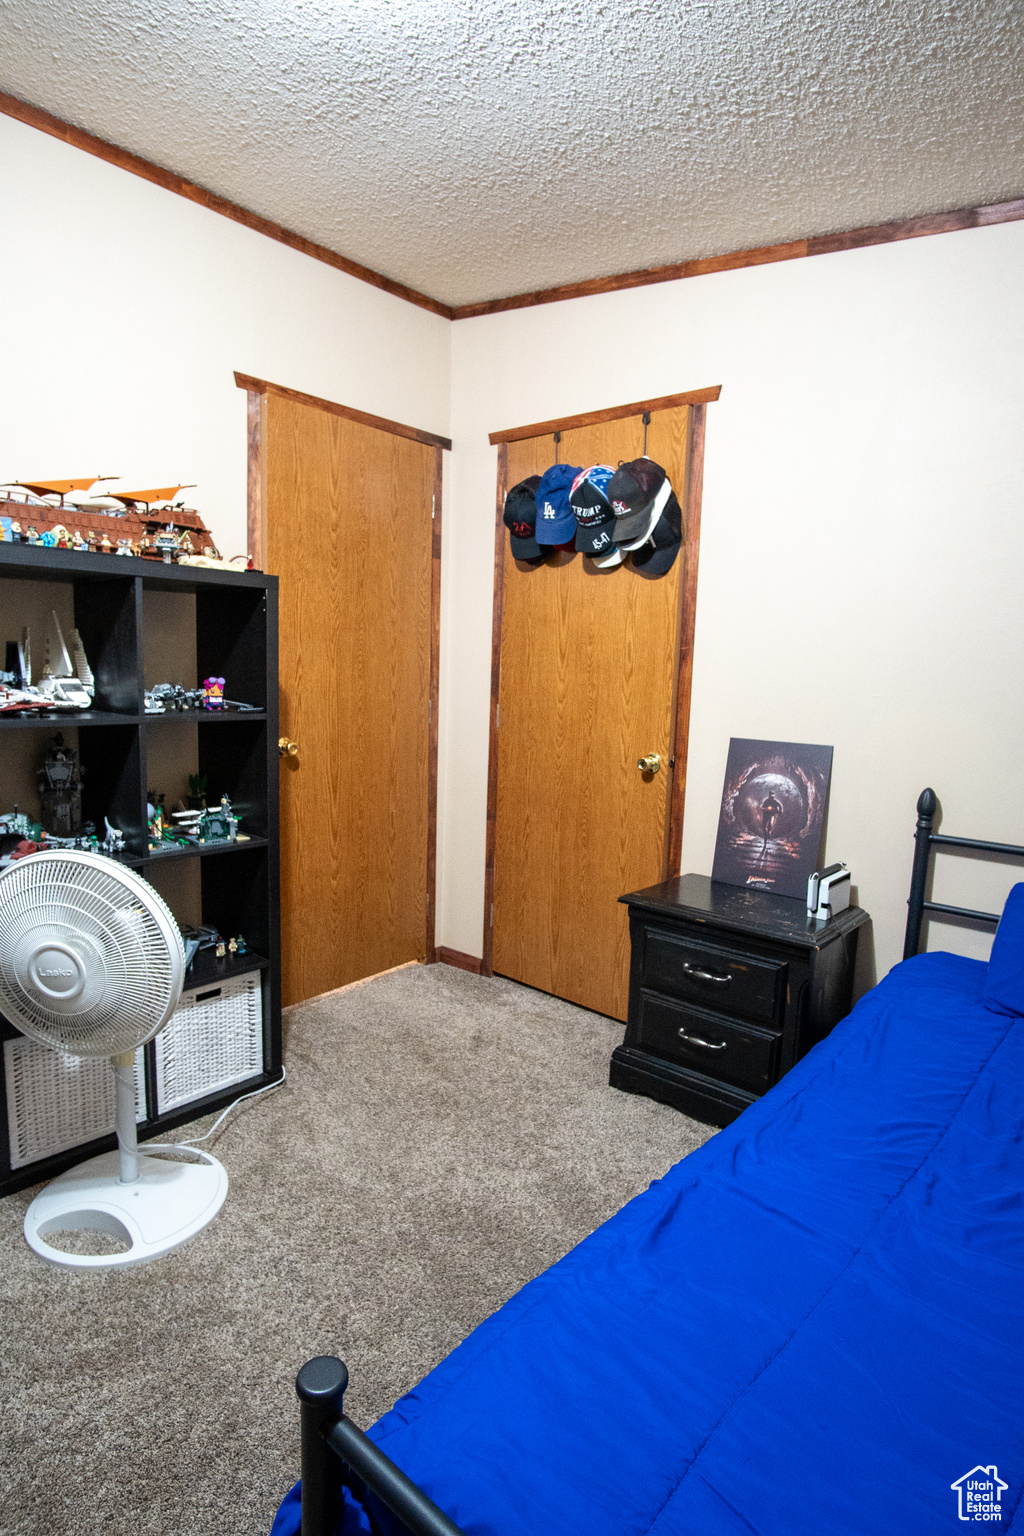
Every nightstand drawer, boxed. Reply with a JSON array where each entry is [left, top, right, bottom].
[[642, 927, 785, 1023], [636, 992, 780, 1094]]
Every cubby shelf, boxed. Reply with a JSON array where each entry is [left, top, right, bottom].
[[0, 542, 281, 1197], [0, 711, 143, 729], [144, 710, 268, 724], [1, 712, 266, 729], [143, 836, 270, 864], [183, 949, 269, 993]]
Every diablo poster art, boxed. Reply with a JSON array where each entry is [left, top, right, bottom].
[[711, 739, 833, 898]]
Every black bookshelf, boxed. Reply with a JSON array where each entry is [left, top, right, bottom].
[[0, 541, 281, 1197]]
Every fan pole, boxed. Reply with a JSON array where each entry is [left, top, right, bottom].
[[111, 1053, 140, 1184]]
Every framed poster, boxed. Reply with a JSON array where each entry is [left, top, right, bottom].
[[711, 738, 834, 898]]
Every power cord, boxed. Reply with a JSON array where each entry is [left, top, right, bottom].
[[177, 1065, 287, 1147]]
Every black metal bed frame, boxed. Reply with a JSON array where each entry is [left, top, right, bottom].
[[289, 790, 1023, 1536], [295, 1356, 465, 1536], [904, 788, 1024, 958]]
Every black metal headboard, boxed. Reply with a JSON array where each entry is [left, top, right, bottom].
[[904, 788, 1024, 959]]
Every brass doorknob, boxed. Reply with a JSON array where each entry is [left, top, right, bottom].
[[637, 753, 661, 774], [278, 738, 299, 758]]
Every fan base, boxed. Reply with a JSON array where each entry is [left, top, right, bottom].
[[24, 1146, 228, 1269]]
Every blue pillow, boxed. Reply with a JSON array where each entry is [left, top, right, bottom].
[[983, 883, 1024, 1016]]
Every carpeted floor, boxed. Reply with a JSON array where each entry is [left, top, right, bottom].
[[0, 962, 712, 1536]]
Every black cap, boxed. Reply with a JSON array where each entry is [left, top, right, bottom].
[[503, 476, 543, 560], [608, 458, 667, 543], [631, 490, 682, 575], [570, 465, 618, 557]]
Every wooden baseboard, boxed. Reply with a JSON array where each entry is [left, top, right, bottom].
[[436, 946, 483, 975]]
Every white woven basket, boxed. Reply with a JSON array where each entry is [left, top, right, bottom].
[[155, 972, 264, 1115], [5, 1036, 145, 1170]]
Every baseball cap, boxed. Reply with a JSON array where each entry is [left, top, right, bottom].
[[570, 464, 617, 556], [503, 475, 543, 559], [619, 475, 672, 551], [608, 458, 667, 543], [593, 544, 626, 569], [631, 489, 682, 575], [534, 464, 582, 545]]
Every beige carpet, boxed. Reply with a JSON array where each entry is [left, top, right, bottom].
[[0, 962, 712, 1536]]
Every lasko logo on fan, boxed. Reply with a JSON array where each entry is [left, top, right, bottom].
[[39, 967, 74, 977]]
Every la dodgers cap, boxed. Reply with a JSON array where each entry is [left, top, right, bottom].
[[503, 475, 543, 559], [608, 458, 667, 543], [534, 464, 582, 545], [631, 489, 682, 575], [570, 464, 618, 556]]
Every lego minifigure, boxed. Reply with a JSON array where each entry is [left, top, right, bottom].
[[215, 939, 227, 959], [100, 532, 112, 553], [155, 525, 178, 563]]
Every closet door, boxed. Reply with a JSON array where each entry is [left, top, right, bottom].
[[491, 406, 694, 1021], [265, 391, 439, 1007]]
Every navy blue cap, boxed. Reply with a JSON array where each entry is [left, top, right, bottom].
[[534, 464, 582, 545], [631, 490, 682, 574]]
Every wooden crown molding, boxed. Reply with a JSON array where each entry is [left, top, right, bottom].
[[234, 372, 452, 451], [4, 89, 1022, 329], [455, 197, 1024, 320], [0, 89, 454, 321], [488, 386, 721, 445]]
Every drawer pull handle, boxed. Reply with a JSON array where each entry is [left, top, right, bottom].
[[678, 1030, 726, 1050], [681, 962, 732, 986]]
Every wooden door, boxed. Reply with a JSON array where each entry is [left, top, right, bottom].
[[263, 390, 440, 1006], [491, 405, 698, 1021]]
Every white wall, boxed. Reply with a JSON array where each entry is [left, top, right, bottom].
[[441, 222, 1024, 985], [0, 114, 451, 562]]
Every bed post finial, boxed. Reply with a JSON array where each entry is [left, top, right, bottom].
[[296, 1356, 349, 1536], [904, 789, 938, 960]]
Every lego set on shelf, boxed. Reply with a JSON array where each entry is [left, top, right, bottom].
[[0, 737, 252, 870], [0, 474, 249, 570], [2, 612, 259, 720], [147, 788, 250, 854]]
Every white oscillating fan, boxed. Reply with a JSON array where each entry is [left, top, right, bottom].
[[0, 850, 228, 1269]]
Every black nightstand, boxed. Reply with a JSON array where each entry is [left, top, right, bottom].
[[610, 874, 869, 1127]]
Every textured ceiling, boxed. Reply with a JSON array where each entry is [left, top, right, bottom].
[[2, 0, 1022, 307]]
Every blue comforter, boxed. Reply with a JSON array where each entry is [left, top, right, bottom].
[[274, 952, 1024, 1534]]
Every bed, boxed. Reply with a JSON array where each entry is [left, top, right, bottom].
[[273, 790, 1024, 1536]]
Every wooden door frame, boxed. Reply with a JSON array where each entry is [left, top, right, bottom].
[[480, 385, 720, 978], [236, 371, 451, 963]]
